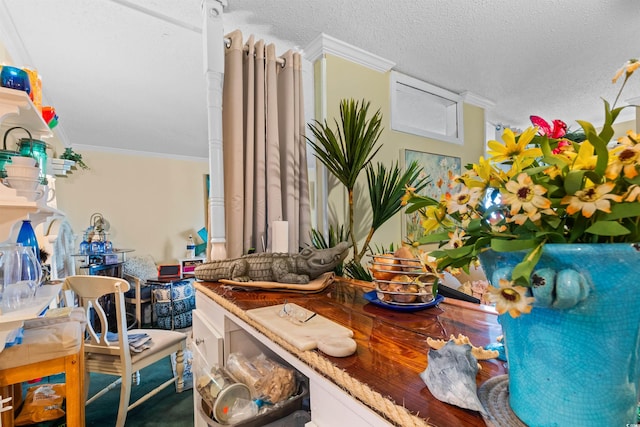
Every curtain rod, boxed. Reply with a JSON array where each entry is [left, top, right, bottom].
[[223, 37, 286, 67]]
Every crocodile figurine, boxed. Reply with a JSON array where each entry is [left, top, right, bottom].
[[194, 241, 351, 284]]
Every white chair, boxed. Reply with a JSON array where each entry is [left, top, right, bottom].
[[63, 275, 187, 427]]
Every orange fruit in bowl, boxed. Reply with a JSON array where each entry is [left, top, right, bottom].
[[370, 253, 400, 281]]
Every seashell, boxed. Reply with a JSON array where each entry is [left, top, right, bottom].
[[419, 341, 487, 414]]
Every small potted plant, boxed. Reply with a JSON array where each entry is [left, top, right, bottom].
[[60, 147, 89, 170]]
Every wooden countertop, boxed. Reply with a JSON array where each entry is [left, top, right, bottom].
[[195, 277, 505, 427]]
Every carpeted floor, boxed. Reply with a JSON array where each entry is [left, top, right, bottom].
[[84, 356, 194, 427]]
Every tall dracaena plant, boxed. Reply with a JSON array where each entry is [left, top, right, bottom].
[[307, 98, 428, 265]]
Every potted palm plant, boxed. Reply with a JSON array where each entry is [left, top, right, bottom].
[[306, 99, 427, 272]]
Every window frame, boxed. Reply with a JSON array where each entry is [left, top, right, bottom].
[[390, 71, 464, 145]]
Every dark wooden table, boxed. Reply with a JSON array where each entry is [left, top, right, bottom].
[[196, 278, 506, 427]]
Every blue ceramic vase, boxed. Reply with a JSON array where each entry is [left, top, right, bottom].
[[479, 244, 640, 427]]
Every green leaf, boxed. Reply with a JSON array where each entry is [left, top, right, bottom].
[[367, 160, 428, 230], [306, 99, 383, 191], [404, 196, 439, 214], [441, 245, 474, 260], [585, 221, 630, 236], [604, 202, 640, 220], [577, 119, 608, 177], [417, 231, 449, 244], [564, 170, 586, 194], [490, 239, 538, 252], [510, 241, 545, 286]]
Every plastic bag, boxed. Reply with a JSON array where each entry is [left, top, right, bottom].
[[15, 383, 65, 425], [226, 353, 296, 404], [227, 397, 259, 424]]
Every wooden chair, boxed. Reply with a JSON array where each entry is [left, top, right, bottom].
[[0, 310, 86, 427], [122, 254, 158, 328], [63, 275, 187, 427]]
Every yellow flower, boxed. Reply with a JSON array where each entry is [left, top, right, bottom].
[[543, 164, 563, 179], [612, 59, 640, 83], [421, 203, 451, 234], [617, 130, 640, 146], [501, 173, 551, 216], [625, 184, 640, 202], [505, 155, 542, 180], [509, 211, 537, 226], [487, 127, 542, 163], [472, 156, 494, 183], [445, 187, 483, 215], [605, 144, 640, 179], [446, 229, 466, 249], [561, 182, 622, 218], [570, 140, 598, 171], [487, 279, 535, 318], [417, 252, 439, 274], [401, 184, 416, 206]]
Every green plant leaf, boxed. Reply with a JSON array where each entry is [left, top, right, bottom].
[[404, 196, 439, 214], [490, 239, 538, 252], [343, 260, 372, 281], [585, 221, 630, 236], [306, 99, 383, 191], [510, 241, 544, 286], [604, 203, 640, 220], [417, 231, 449, 244], [367, 160, 428, 230]]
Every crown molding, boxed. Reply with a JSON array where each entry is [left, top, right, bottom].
[[304, 33, 395, 73], [75, 143, 208, 162], [461, 91, 495, 110], [625, 96, 640, 106]]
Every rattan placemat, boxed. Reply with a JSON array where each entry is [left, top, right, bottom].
[[219, 271, 334, 293], [478, 375, 527, 427]]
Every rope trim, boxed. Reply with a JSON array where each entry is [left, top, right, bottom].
[[197, 285, 435, 427]]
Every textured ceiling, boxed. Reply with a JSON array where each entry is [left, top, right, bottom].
[[2, 0, 640, 158]]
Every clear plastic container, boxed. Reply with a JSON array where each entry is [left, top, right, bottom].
[[196, 364, 252, 425]]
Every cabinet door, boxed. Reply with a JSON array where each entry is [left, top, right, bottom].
[[192, 308, 224, 367], [192, 308, 224, 427]]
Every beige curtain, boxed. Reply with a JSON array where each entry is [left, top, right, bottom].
[[222, 30, 311, 258]]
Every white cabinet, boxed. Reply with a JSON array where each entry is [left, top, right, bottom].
[[193, 287, 393, 427]]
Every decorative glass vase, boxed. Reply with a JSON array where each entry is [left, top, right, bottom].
[[16, 220, 40, 263], [479, 244, 640, 427]]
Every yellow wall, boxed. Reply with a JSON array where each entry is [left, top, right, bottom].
[[2, 41, 209, 264], [54, 149, 208, 264], [317, 54, 486, 255]]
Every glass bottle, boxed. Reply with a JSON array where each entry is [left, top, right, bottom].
[[17, 220, 40, 263], [79, 239, 90, 255], [18, 140, 48, 185], [186, 235, 196, 258]]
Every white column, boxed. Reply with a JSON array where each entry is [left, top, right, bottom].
[[202, 0, 227, 260]]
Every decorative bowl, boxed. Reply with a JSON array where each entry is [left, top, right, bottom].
[[369, 254, 438, 305], [4, 176, 40, 191], [4, 164, 39, 179], [9, 155, 37, 167], [0, 66, 31, 94]]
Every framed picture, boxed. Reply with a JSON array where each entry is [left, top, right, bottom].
[[402, 149, 461, 242]]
